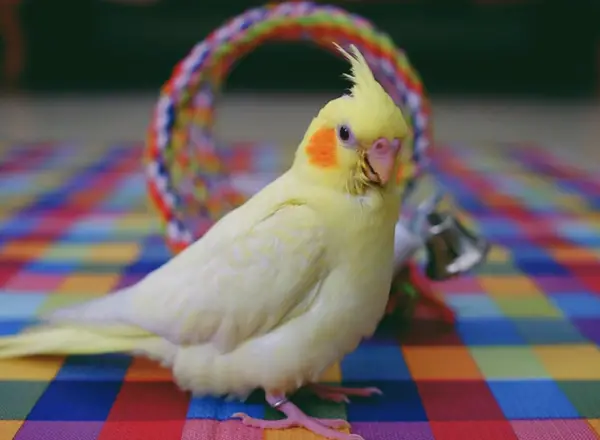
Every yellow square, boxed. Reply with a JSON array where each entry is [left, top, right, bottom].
[[0, 421, 24, 439], [486, 245, 511, 263], [87, 243, 141, 263], [318, 363, 342, 383], [116, 213, 157, 233], [37, 293, 103, 314], [494, 296, 562, 318], [1, 196, 36, 211], [1, 241, 49, 259], [264, 427, 350, 440], [58, 274, 120, 294], [479, 275, 541, 296], [0, 357, 65, 380], [533, 345, 600, 380]]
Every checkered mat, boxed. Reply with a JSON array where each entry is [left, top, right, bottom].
[[0, 141, 599, 440]]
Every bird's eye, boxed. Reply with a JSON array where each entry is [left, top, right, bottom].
[[337, 124, 354, 145]]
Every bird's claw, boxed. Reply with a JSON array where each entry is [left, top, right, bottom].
[[232, 412, 357, 439], [308, 384, 383, 403]]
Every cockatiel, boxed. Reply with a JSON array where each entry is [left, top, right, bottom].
[[0, 44, 409, 440]]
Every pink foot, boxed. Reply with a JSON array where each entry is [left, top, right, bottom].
[[307, 383, 383, 403], [233, 394, 362, 440]]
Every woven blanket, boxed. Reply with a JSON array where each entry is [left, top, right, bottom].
[[0, 141, 599, 440]]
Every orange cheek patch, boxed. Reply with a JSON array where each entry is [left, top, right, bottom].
[[305, 128, 338, 168]]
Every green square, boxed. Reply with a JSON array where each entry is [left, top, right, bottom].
[[494, 296, 562, 318], [0, 381, 49, 420], [36, 293, 102, 315], [469, 346, 549, 379], [514, 318, 588, 344], [41, 244, 90, 261], [557, 381, 600, 418], [265, 394, 346, 421], [476, 262, 517, 276]]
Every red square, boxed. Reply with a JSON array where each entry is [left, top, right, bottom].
[[98, 421, 186, 440], [399, 320, 463, 346], [434, 277, 484, 295], [4, 272, 66, 292], [181, 420, 264, 440], [511, 419, 599, 440], [430, 421, 518, 440], [574, 274, 600, 294], [0, 261, 25, 286], [106, 382, 190, 421], [417, 381, 505, 421]]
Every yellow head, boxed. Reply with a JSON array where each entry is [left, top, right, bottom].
[[292, 43, 410, 196]]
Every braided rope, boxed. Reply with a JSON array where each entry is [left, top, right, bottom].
[[146, 2, 433, 254]]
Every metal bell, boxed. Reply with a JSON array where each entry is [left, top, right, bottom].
[[424, 211, 491, 281]]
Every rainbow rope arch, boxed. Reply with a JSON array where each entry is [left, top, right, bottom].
[[146, 1, 433, 254]]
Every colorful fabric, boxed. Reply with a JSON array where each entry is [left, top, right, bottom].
[[0, 141, 599, 440]]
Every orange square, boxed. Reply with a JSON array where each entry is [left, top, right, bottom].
[[533, 345, 600, 380], [479, 275, 541, 296], [550, 246, 598, 262], [588, 419, 600, 435], [125, 357, 174, 382], [318, 363, 341, 383], [0, 421, 23, 439], [402, 346, 483, 380], [87, 243, 141, 263], [0, 357, 65, 380], [58, 274, 120, 294], [1, 240, 49, 259]]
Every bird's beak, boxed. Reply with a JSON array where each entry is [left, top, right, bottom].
[[364, 138, 401, 186]]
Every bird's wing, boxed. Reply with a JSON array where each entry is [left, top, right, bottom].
[[47, 203, 328, 353]]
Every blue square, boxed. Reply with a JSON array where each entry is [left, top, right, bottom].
[[187, 395, 265, 420], [345, 381, 426, 422], [445, 294, 504, 319], [25, 261, 81, 274], [63, 218, 118, 241], [456, 319, 525, 346], [0, 216, 39, 237], [515, 259, 570, 276], [27, 380, 123, 421], [54, 354, 132, 381], [549, 293, 600, 318], [0, 293, 47, 319], [514, 318, 588, 344], [123, 259, 164, 276], [558, 222, 597, 240], [488, 380, 579, 419], [0, 319, 36, 336], [341, 345, 411, 381], [478, 220, 520, 239]]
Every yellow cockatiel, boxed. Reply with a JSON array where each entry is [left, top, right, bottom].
[[0, 44, 409, 440]]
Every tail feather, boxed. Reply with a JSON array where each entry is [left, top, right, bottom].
[[0, 326, 144, 359]]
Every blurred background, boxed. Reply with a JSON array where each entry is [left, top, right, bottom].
[[0, 0, 599, 159]]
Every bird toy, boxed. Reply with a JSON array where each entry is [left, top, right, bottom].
[[145, 1, 490, 326]]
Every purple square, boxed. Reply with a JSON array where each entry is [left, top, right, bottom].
[[14, 421, 104, 440], [533, 276, 587, 293], [572, 318, 600, 344], [352, 422, 434, 440]]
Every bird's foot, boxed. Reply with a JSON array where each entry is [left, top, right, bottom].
[[307, 383, 383, 403], [233, 394, 362, 440]]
